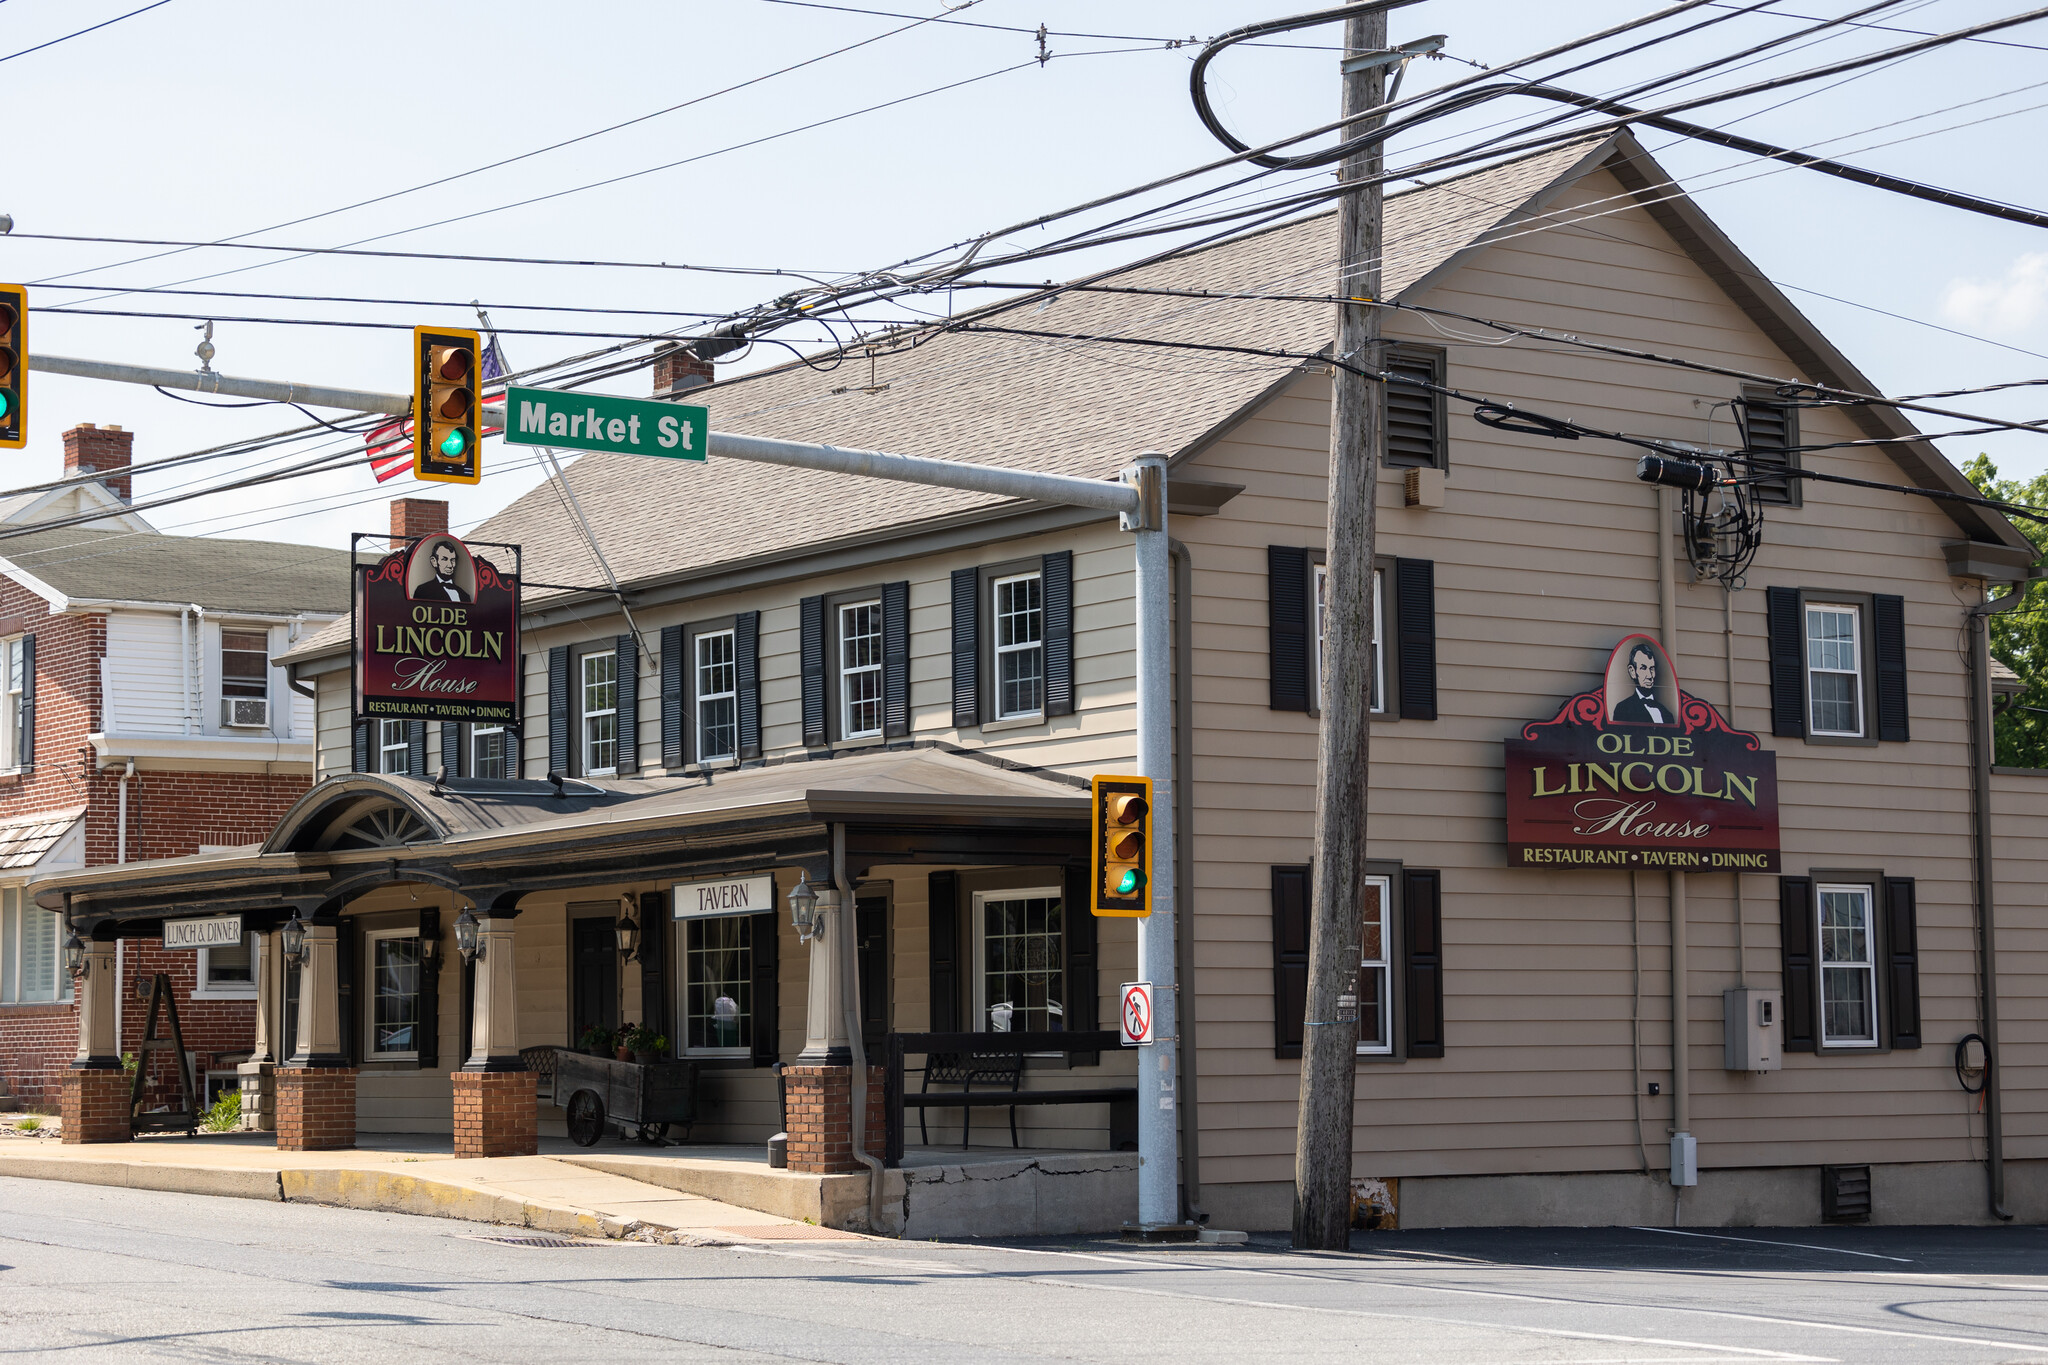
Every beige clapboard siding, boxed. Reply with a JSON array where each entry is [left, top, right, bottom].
[[1989, 771, 2048, 1156], [1173, 161, 2012, 1190]]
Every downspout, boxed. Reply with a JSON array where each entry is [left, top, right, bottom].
[[188, 604, 206, 733], [1658, 486, 1691, 1219], [178, 607, 193, 735], [1168, 537, 1204, 1222], [833, 823, 889, 1233], [1966, 576, 2027, 1222], [117, 759, 133, 865]]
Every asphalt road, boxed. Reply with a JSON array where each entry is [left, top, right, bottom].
[[2, 1176, 2045, 1363]]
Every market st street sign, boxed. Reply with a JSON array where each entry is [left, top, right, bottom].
[[505, 385, 707, 460], [1504, 634, 1780, 871], [355, 533, 521, 725]]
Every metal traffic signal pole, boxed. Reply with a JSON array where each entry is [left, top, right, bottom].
[[25, 345, 1182, 1226]]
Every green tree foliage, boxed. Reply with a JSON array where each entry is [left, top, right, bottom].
[[1963, 455, 2048, 767]]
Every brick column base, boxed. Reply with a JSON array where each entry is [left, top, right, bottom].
[[275, 1067, 357, 1151], [452, 1069, 537, 1158], [783, 1064, 886, 1173], [61, 1067, 131, 1144]]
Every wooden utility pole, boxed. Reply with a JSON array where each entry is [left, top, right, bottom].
[[1293, 6, 1386, 1251]]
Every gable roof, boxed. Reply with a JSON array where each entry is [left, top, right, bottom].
[[0, 526, 352, 614]]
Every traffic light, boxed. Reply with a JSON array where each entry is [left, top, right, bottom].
[[1091, 774, 1154, 917], [0, 285, 25, 451], [412, 325, 482, 484]]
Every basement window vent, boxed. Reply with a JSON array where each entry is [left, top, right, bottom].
[[1820, 1164, 1872, 1223]]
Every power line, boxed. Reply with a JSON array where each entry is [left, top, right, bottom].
[[4, 233, 829, 277], [0, 0, 173, 65], [1705, 0, 2048, 52]]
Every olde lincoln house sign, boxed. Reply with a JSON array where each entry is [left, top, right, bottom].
[[1504, 634, 1780, 871], [354, 533, 521, 725]]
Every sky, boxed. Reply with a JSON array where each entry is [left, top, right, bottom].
[[3, 0, 2047, 551]]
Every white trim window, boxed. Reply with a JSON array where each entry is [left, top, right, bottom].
[[973, 886, 1063, 1034], [696, 629, 737, 763], [992, 573, 1044, 720], [193, 932, 257, 1001], [582, 649, 618, 775], [471, 723, 509, 780], [838, 602, 883, 740], [676, 906, 753, 1058], [1818, 884, 1879, 1048], [219, 627, 270, 701], [1806, 605, 1864, 737], [0, 886, 67, 1004], [1357, 875, 1393, 1055], [0, 636, 22, 770], [365, 929, 422, 1058], [1312, 565, 1386, 714], [378, 718, 409, 774]]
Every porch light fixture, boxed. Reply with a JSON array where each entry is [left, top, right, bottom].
[[280, 910, 307, 966], [788, 872, 821, 943], [63, 929, 87, 977], [454, 906, 483, 962], [615, 909, 640, 964]]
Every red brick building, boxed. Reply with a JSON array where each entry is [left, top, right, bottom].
[[0, 425, 349, 1115]]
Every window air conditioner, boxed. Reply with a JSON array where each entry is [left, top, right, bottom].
[[222, 697, 270, 729]]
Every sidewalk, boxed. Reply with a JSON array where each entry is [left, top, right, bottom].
[[0, 1129, 867, 1243]]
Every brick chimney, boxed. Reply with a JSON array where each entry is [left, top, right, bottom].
[[652, 344, 714, 397], [390, 498, 448, 540], [63, 424, 134, 502]]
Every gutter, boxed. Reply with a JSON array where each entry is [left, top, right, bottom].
[[1169, 537, 1203, 1222]]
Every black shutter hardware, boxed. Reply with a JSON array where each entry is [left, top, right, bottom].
[[614, 633, 639, 773], [1766, 587, 1806, 738], [1042, 551, 1075, 718], [800, 594, 827, 748], [736, 610, 762, 759], [883, 581, 910, 737], [661, 624, 686, 770], [950, 568, 980, 729], [751, 909, 780, 1067], [1062, 862, 1099, 1065], [1396, 558, 1437, 721], [1883, 877, 1921, 1049], [1271, 865, 1310, 1059], [928, 870, 961, 1033], [1402, 868, 1445, 1058], [547, 646, 571, 776], [1779, 877, 1817, 1051], [1874, 594, 1910, 742], [1268, 547, 1309, 712]]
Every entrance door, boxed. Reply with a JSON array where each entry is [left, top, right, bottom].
[[856, 895, 889, 1056], [571, 916, 618, 1044]]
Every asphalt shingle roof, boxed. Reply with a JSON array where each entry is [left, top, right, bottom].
[[0, 527, 353, 614]]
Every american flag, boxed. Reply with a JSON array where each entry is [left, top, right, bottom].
[[364, 331, 511, 483]]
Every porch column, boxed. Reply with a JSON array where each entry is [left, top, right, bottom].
[[238, 928, 276, 1132], [276, 920, 355, 1152], [61, 936, 128, 1144], [788, 884, 875, 1173], [454, 912, 535, 1158]]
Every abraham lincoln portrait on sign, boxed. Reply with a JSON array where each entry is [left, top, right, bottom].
[[406, 535, 476, 605], [1607, 638, 1678, 726]]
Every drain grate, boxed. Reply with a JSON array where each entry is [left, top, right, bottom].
[[715, 1224, 863, 1241], [460, 1234, 612, 1249]]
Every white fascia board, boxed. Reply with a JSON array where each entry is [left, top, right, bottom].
[[89, 731, 316, 768], [0, 559, 72, 613]]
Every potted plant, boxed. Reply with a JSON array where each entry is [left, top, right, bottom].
[[614, 1023, 636, 1062], [623, 1024, 667, 1065], [577, 1024, 613, 1057]]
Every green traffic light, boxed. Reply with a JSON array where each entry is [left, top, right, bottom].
[[1115, 868, 1145, 896], [0, 389, 11, 421], [439, 427, 470, 459]]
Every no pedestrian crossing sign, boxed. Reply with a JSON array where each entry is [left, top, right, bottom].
[[1120, 981, 1154, 1047], [504, 385, 707, 460]]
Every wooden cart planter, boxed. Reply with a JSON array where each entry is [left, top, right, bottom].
[[550, 1050, 700, 1147]]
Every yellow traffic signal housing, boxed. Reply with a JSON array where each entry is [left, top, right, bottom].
[[1091, 774, 1153, 917], [412, 325, 482, 484], [0, 285, 26, 451]]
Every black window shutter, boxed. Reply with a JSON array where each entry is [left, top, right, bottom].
[[1402, 868, 1445, 1058], [1043, 551, 1075, 718], [1766, 586, 1806, 738], [928, 870, 961, 1033], [660, 624, 686, 769], [639, 891, 669, 1048], [1062, 862, 1098, 1065], [416, 906, 440, 1070], [353, 720, 369, 773], [1873, 594, 1909, 743], [950, 568, 980, 729], [547, 645, 571, 775], [750, 909, 779, 1067], [1384, 344, 1447, 469], [1271, 865, 1310, 1059], [1883, 877, 1921, 1050], [1268, 547, 1309, 712], [16, 633, 33, 771], [1779, 876, 1817, 1051], [800, 594, 827, 748], [337, 916, 360, 1067], [519, 654, 532, 777], [736, 610, 762, 759], [614, 633, 639, 774], [882, 580, 911, 738], [1742, 397, 1800, 506], [440, 721, 462, 776], [406, 721, 426, 776], [1396, 558, 1437, 721]]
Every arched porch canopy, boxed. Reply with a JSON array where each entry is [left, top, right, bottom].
[[30, 745, 1091, 932]]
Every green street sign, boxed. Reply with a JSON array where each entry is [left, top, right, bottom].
[[503, 385, 707, 460]]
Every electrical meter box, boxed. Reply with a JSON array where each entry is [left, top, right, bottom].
[[1723, 987, 1782, 1072]]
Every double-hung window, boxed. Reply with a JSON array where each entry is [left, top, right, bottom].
[[378, 719, 409, 774], [0, 886, 66, 1004], [839, 602, 883, 740], [582, 650, 618, 775], [1818, 884, 1878, 1048], [1357, 875, 1393, 1055], [1807, 605, 1863, 738], [676, 906, 755, 1058], [0, 637, 23, 769], [365, 929, 421, 1059], [1310, 562, 1387, 715], [974, 886, 1063, 1033], [992, 573, 1044, 720], [194, 933, 256, 1001], [471, 724, 508, 779], [695, 629, 738, 763], [220, 628, 269, 702]]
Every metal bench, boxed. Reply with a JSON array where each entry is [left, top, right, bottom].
[[884, 1030, 1136, 1167]]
